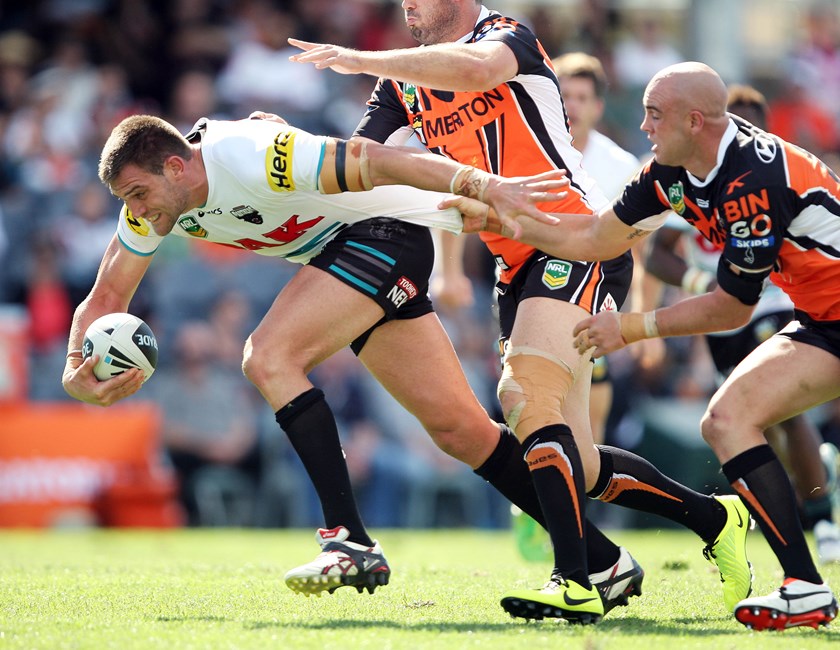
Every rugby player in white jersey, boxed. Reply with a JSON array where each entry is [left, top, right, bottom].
[[61, 113, 567, 598]]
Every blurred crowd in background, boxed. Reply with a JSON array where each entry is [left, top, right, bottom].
[[2, 0, 840, 529]]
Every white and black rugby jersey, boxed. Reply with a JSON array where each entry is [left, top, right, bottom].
[[116, 118, 462, 264]]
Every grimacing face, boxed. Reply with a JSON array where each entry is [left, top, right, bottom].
[[640, 79, 689, 167], [110, 162, 192, 237]]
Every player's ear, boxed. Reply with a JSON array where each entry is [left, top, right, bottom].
[[688, 109, 705, 132], [163, 154, 187, 177]]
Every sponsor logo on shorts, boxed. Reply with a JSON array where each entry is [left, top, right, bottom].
[[124, 206, 149, 237], [396, 276, 418, 299], [266, 130, 295, 192], [177, 216, 207, 238], [542, 260, 572, 289], [387, 276, 419, 309]]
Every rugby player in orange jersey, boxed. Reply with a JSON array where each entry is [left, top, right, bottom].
[[289, 0, 752, 624], [449, 61, 839, 631]]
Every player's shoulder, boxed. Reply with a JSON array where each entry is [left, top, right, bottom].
[[473, 11, 534, 42], [728, 116, 786, 175]]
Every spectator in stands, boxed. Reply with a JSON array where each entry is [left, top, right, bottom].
[[151, 320, 261, 526]]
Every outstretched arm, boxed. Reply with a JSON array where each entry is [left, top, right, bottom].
[[572, 288, 755, 359], [288, 38, 518, 92], [444, 194, 648, 260], [320, 137, 567, 238]]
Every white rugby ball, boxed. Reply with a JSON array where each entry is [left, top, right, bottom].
[[82, 313, 158, 382]]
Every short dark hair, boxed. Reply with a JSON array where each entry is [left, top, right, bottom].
[[98, 115, 192, 185], [551, 52, 607, 98], [726, 84, 768, 129]]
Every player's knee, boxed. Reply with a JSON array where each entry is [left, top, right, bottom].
[[241, 334, 284, 389], [497, 348, 574, 438], [700, 405, 732, 451]]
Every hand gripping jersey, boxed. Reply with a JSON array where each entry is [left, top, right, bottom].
[[614, 116, 840, 322], [354, 8, 606, 283], [116, 118, 462, 264]]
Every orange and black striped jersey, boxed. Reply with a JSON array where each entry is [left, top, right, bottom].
[[354, 9, 606, 283], [614, 116, 840, 321]]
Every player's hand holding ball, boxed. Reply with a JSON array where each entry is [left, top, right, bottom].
[[62, 313, 158, 407], [82, 313, 158, 381]]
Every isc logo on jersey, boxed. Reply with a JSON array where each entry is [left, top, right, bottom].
[[266, 131, 295, 192], [123, 206, 149, 237], [387, 276, 418, 308]]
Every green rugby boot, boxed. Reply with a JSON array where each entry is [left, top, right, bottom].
[[501, 574, 604, 624], [703, 495, 754, 611]]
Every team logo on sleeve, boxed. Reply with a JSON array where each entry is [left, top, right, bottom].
[[266, 130, 295, 192], [667, 182, 686, 215], [124, 206, 149, 236], [177, 216, 207, 238], [542, 260, 572, 289]]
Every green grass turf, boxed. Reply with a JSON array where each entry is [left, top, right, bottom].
[[0, 528, 838, 649]]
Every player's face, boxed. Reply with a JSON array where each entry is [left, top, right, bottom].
[[402, 0, 463, 45], [558, 76, 603, 144], [640, 79, 691, 166], [110, 162, 192, 236]]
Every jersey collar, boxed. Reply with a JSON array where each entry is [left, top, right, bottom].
[[456, 5, 492, 43], [685, 118, 738, 188]]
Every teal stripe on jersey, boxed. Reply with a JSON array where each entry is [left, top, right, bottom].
[[328, 264, 378, 294], [346, 240, 396, 265], [285, 223, 345, 258], [117, 232, 156, 256], [315, 141, 326, 192]]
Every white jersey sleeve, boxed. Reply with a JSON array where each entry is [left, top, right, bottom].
[[116, 204, 163, 256]]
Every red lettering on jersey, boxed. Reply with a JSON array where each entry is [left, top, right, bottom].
[[723, 200, 742, 222], [232, 238, 283, 251], [263, 215, 324, 243], [723, 189, 770, 222]]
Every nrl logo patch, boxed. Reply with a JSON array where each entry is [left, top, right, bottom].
[[668, 182, 685, 215], [402, 83, 417, 110], [542, 260, 572, 289], [177, 216, 207, 238]]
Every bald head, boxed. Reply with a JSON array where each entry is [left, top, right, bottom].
[[640, 62, 731, 174], [646, 62, 728, 121]]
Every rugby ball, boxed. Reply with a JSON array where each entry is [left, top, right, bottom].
[[82, 313, 158, 381]]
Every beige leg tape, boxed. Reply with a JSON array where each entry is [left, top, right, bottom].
[[497, 345, 576, 437]]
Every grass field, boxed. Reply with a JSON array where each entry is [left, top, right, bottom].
[[1, 527, 838, 649]]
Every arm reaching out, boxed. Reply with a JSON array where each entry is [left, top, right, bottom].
[[288, 38, 518, 92], [571, 288, 755, 358], [324, 138, 566, 238]]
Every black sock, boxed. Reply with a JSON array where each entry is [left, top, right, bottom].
[[275, 388, 372, 547], [522, 424, 589, 586], [722, 444, 822, 583], [590, 445, 725, 542], [474, 425, 619, 572]]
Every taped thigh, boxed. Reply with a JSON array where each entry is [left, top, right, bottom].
[[496, 345, 576, 435]]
